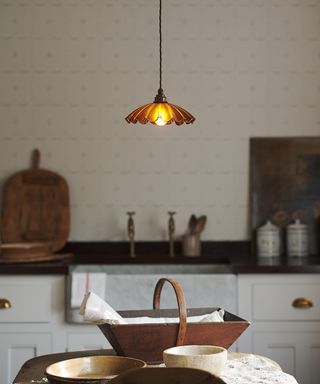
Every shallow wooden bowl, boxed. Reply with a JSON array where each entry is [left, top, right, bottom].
[[45, 356, 147, 383], [163, 345, 227, 376], [0, 241, 53, 260], [110, 367, 226, 384]]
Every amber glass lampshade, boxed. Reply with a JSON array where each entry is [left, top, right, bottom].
[[126, 88, 195, 126], [125, 101, 195, 126]]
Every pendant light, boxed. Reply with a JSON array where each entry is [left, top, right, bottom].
[[125, 0, 195, 126]]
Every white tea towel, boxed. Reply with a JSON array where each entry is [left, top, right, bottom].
[[80, 291, 126, 325], [71, 272, 106, 308], [79, 291, 225, 325]]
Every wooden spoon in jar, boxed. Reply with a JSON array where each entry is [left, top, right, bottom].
[[194, 215, 207, 234], [188, 214, 198, 234]]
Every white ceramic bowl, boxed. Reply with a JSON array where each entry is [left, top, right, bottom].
[[163, 345, 227, 376]]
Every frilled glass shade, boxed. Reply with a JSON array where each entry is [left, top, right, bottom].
[[125, 101, 195, 126], [126, 88, 195, 126]]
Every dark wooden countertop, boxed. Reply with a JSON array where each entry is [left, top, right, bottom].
[[1, 241, 320, 275]]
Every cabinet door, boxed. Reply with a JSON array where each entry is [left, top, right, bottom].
[[253, 331, 320, 384], [238, 274, 320, 384], [0, 333, 51, 384]]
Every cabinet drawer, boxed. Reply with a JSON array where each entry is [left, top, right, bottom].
[[0, 283, 51, 323], [253, 283, 320, 321]]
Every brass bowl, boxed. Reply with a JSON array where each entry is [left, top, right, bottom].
[[110, 367, 226, 384], [45, 356, 147, 383]]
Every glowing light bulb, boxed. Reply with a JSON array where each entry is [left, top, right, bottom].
[[155, 116, 166, 126], [154, 105, 167, 126]]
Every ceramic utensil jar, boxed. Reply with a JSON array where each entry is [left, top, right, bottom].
[[286, 219, 309, 257], [182, 234, 201, 257], [256, 221, 281, 258]]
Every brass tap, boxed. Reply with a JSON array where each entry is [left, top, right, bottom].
[[168, 211, 176, 257], [127, 212, 136, 258]]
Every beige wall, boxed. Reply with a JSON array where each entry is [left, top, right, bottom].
[[0, 0, 319, 241]]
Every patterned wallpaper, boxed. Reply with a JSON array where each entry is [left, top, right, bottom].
[[0, 0, 319, 241]]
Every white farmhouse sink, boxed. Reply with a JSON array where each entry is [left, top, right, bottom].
[[66, 264, 236, 324]]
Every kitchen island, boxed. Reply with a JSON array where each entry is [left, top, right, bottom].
[[14, 349, 297, 384]]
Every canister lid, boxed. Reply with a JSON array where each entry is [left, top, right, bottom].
[[257, 220, 280, 233], [287, 219, 308, 230]]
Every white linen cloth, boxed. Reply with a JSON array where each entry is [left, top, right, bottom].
[[70, 273, 106, 308], [79, 291, 225, 324], [221, 354, 298, 384]]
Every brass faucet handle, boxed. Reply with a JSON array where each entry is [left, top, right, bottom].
[[168, 211, 176, 233], [168, 211, 176, 258], [127, 213, 135, 236], [126, 211, 136, 258]]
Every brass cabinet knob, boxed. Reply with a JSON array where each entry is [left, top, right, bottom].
[[0, 298, 12, 309], [292, 297, 313, 309]]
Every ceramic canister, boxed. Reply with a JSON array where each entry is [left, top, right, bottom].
[[286, 219, 309, 257], [257, 221, 281, 258], [182, 234, 201, 257]]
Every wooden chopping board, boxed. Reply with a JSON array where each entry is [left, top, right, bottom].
[[1, 149, 70, 253]]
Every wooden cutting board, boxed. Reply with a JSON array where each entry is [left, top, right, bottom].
[[1, 149, 70, 253]]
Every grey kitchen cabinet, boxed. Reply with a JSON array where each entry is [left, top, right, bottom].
[[0, 275, 104, 384], [238, 274, 320, 384], [0, 332, 52, 384]]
